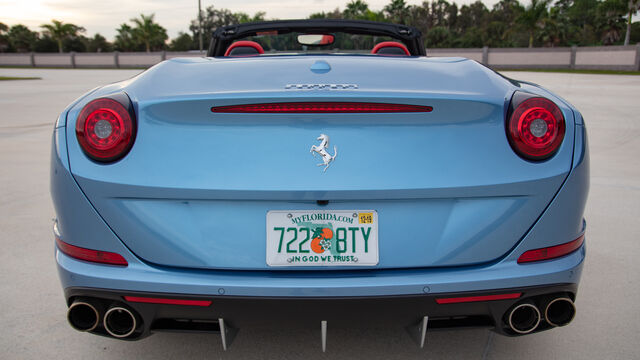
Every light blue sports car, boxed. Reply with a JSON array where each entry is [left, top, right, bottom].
[[51, 19, 588, 349]]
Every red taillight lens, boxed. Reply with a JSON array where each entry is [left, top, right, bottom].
[[517, 234, 585, 264], [76, 97, 135, 162], [211, 102, 433, 113], [124, 296, 212, 306], [435, 293, 522, 304], [507, 94, 565, 161], [56, 237, 128, 266]]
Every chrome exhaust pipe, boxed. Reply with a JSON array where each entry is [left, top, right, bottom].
[[507, 302, 541, 334], [67, 299, 100, 332], [544, 297, 576, 327], [104, 306, 137, 338]]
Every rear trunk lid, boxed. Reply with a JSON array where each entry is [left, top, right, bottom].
[[66, 56, 575, 270]]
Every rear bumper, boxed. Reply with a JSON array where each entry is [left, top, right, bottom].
[[56, 241, 585, 297], [64, 283, 578, 340], [58, 242, 584, 341]]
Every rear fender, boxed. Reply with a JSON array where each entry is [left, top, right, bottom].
[[51, 126, 136, 262], [505, 112, 589, 263]]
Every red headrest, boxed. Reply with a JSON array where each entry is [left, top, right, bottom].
[[371, 41, 410, 56], [224, 41, 265, 57]]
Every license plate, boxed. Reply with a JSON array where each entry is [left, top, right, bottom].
[[266, 210, 378, 267]]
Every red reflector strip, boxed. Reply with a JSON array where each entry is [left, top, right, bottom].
[[435, 293, 522, 304], [518, 234, 585, 264], [211, 102, 433, 113], [124, 296, 212, 307], [55, 237, 128, 266]]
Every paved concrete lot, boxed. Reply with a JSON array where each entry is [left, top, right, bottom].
[[0, 68, 638, 359]]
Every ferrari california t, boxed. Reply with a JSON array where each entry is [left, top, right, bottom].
[[51, 19, 589, 350]]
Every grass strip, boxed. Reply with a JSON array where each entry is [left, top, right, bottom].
[[0, 76, 42, 80]]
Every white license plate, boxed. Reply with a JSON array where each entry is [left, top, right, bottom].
[[266, 210, 378, 267]]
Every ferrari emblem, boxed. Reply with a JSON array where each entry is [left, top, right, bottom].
[[310, 134, 337, 172]]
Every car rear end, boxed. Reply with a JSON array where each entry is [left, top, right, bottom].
[[51, 55, 588, 344]]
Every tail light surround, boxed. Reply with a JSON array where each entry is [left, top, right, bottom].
[[507, 92, 565, 161], [76, 93, 136, 162]]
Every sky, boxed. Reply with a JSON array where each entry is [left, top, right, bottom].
[[0, 0, 501, 41]]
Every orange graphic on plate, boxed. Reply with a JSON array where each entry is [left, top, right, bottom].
[[310, 227, 333, 254]]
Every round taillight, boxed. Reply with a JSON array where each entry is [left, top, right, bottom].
[[76, 97, 135, 162], [507, 96, 565, 161]]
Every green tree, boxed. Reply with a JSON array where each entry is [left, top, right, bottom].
[[384, 0, 410, 23], [170, 32, 195, 51], [114, 24, 138, 51], [539, 6, 571, 46], [631, 21, 640, 42], [189, 6, 265, 48], [406, 3, 431, 39], [63, 35, 88, 52], [568, 0, 599, 44], [519, 0, 550, 47], [40, 19, 84, 53], [623, 0, 640, 44], [34, 35, 58, 52], [431, 0, 453, 27], [456, 1, 489, 39], [309, 8, 344, 19], [425, 26, 453, 47], [490, 0, 525, 46], [87, 34, 112, 52], [596, 0, 627, 44], [0, 22, 9, 52], [130, 14, 168, 52], [344, 0, 370, 19], [233, 11, 267, 24], [8, 25, 37, 52]]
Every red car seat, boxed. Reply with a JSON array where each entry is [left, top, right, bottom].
[[371, 41, 410, 56], [225, 41, 265, 56]]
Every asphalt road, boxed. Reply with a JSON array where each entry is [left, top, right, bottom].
[[0, 68, 638, 359]]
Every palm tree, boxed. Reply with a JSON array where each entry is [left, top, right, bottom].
[[624, 0, 640, 45], [115, 24, 137, 51], [40, 20, 84, 53], [384, 0, 410, 24], [518, 0, 550, 48], [130, 14, 168, 52], [344, 0, 369, 19]]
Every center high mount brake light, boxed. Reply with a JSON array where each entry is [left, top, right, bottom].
[[211, 102, 433, 113]]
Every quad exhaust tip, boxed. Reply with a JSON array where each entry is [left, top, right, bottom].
[[104, 306, 137, 338], [67, 300, 100, 332], [544, 297, 576, 327], [507, 302, 541, 334]]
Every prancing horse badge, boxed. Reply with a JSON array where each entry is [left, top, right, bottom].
[[310, 134, 337, 172]]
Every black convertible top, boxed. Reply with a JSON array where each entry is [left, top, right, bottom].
[[207, 19, 425, 57]]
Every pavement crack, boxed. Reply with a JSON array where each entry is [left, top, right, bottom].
[[481, 331, 494, 360]]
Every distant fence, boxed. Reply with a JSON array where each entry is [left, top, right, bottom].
[[1, 45, 639, 71], [429, 45, 640, 71]]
